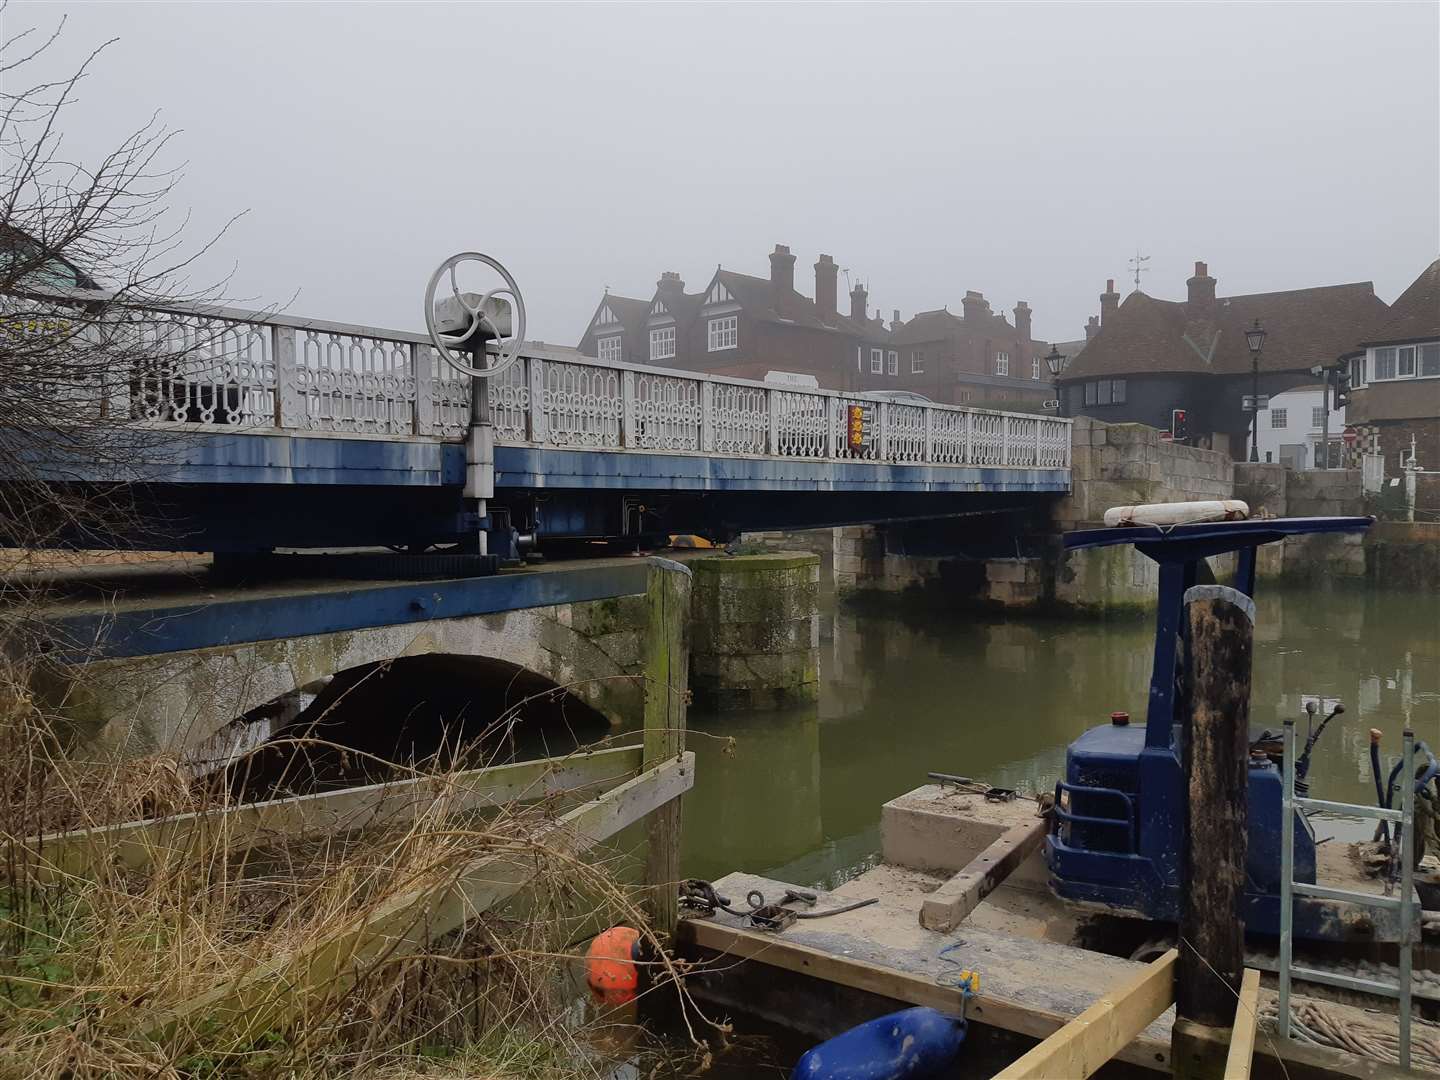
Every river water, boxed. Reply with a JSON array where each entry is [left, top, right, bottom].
[[675, 583, 1439, 889]]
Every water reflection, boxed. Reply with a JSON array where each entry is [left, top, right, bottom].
[[679, 583, 1437, 887]]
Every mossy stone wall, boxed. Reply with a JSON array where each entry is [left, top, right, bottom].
[[689, 552, 821, 709]]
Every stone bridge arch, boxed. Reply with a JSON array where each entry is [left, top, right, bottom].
[[63, 595, 650, 757]]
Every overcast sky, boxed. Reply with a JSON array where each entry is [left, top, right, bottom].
[[13, 1, 1439, 345]]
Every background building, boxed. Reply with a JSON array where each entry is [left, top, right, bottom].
[[1254, 384, 1345, 469], [1056, 263, 1387, 458], [1343, 258, 1440, 474], [880, 294, 1051, 408], [578, 245, 1053, 406]]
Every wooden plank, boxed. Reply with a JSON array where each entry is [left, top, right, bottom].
[[1224, 968, 1261, 1080], [642, 557, 691, 937], [680, 913, 1173, 1072], [25, 745, 644, 880], [919, 818, 1046, 932], [994, 950, 1177, 1080], [148, 751, 694, 1043]]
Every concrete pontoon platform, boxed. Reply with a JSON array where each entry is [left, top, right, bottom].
[[677, 783, 1433, 1077], [679, 869, 1424, 1078]]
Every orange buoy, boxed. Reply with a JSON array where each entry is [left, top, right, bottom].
[[585, 926, 641, 1005]]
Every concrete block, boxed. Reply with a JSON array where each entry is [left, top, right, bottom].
[[692, 615, 816, 655], [986, 559, 1030, 584]]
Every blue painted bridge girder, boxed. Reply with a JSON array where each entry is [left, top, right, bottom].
[[44, 432, 1068, 495], [20, 431, 1068, 551], [50, 563, 652, 662]]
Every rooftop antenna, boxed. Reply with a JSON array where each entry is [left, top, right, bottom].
[[1128, 249, 1150, 293]]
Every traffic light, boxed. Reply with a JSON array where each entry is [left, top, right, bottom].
[[1332, 366, 1351, 410], [1171, 408, 1189, 443]]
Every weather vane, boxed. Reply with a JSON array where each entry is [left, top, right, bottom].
[[1128, 249, 1150, 292]]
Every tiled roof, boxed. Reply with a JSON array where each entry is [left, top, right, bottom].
[[1361, 258, 1439, 346], [889, 306, 1017, 346], [714, 270, 886, 340], [591, 293, 650, 342], [1061, 281, 1387, 380]]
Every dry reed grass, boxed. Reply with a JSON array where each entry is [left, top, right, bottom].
[[0, 650, 717, 1079]]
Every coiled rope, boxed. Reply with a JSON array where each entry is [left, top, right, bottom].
[[1260, 999, 1440, 1073]]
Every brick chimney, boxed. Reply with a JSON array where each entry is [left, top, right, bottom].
[[656, 271, 685, 301], [1013, 301, 1032, 341], [1085, 314, 1100, 341], [850, 282, 867, 322], [770, 244, 796, 299], [1100, 279, 1120, 325], [961, 290, 991, 323], [892, 308, 902, 329], [1187, 260, 1217, 308], [814, 254, 837, 320]]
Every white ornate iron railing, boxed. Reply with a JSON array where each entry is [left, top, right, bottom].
[[46, 297, 1071, 469]]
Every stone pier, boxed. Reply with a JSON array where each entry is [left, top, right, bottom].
[[689, 552, 821, 709]]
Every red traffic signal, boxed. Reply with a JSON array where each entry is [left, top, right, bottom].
[[1171, 409, 1189, 442]]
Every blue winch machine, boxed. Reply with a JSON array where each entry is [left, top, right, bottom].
[[1042, 513, 1421, 943]]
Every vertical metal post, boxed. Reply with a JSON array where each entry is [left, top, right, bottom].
[[924, 406, 934, 463], [965, 410, 974, 465], [1235, 545, 1258, 599], [526, 356, 546, 444], [700, 381, 713, 452], [1249, 355, 1261, 463], [1035, 417, 1043, 467], [1319, 368, 1331, 470], [768, 388, 780, 455], [620, 369, 635, 448], [877, 402, 888, 461], [1278, 719, 1296, 1042], [274, 325, 299, 429], [465, 356, 493, 558], [413, 342, 435, 436], [1002, 416, 1011, 465], [1398, 728, 1415, 1070], [826, 396, 837, 459]]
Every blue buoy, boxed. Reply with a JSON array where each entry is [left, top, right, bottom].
[[791, 1006, 967, 1080]]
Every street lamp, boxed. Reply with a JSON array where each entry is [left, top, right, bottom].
[[1245, 319, 1267, 462], [1045, 345, 1066, 417]]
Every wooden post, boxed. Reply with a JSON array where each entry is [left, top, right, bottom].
[[1173, 584, 1254, 1078], [642, 557, 692, 938]]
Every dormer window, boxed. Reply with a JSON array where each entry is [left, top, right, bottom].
[[649, 326, 676, 361], [598, 335, 622, 364], [707, 315, 737, 352]]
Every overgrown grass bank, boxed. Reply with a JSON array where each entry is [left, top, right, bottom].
[[0, 659, 710, 1079]]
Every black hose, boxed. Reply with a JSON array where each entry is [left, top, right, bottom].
[[1370, 732, 1390, 843], [795, 897, 879, 919]]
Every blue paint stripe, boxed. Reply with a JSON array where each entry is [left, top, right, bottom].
[[51, 564, 650, 660], [495, 446, 1069, 494], [32, 430, 1068, 493]]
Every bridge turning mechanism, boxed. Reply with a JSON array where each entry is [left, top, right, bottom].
[[424, 252, 529, 568]]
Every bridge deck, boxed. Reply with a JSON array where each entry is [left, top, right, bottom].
[[32, 298, 1070, 493]]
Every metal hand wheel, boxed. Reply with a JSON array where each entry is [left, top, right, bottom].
[[423, 251, 527, 379]]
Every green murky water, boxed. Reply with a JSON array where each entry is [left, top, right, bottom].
[[678, 584, 1440, 889]]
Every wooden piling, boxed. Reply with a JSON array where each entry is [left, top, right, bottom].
[[642, 557, 692, 938], [1173, 584, 1255, 1078]]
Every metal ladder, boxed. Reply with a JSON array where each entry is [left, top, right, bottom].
[[1278, 720, 1416, 1069]]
